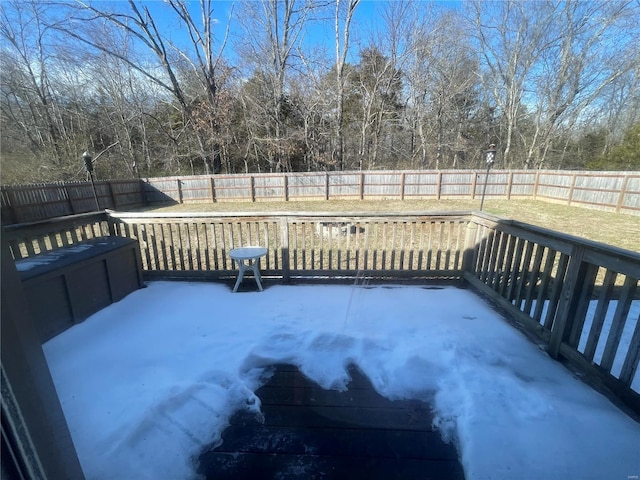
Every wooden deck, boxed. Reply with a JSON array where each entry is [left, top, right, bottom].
[[197, 364, 465, 479]]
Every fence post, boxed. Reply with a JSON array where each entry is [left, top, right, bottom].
[[209, 177, 216, 203], [471, 173, 477, 200], [139, 179, 149, 206], [325, 173, 330, 201], [400, 172, 406, 200], [567, 173, 577, 206], [6, 187, 21, 223], [63, 183, 75, 215], [506, 171, 514, 200], [108, 182, 118, 209], [616, 174, 630, 213], [177, 179, 183, 204], [547, 245, 586, 359], [283, 174, 288, 201]]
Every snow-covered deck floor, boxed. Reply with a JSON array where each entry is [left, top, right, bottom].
[[43, 282, 640, 480]]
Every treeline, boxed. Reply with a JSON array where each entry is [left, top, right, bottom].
[[1, 0, 639, 184]]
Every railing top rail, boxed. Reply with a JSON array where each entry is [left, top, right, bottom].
[[2, 211, 109, 232], [472, 211, 640, 263], [105, 209, 476, 220]]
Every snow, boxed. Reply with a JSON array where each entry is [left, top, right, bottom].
[[14, 243, 94, 271], [42, 282, 640, 480]]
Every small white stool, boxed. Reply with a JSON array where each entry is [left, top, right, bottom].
[[229, 247, 268, 292]]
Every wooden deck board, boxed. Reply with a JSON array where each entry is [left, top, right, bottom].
[[197, 364, 465, 479]]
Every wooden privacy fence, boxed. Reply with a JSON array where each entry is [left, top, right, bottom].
[[4, 210, 639, 414], [3, 170, 639, 225], [0, 179, 144, 225], [144, 170, 640, 215]]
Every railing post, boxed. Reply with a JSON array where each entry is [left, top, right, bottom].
[[106, 211, 117, 236], [462, 219, 479, 277], [280, 217, 290, 284], [547, 245, 586, 359]]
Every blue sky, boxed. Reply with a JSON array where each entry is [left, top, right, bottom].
[[134, 0, 462, 63]]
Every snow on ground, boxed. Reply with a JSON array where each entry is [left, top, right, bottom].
[[43, 282, 640, 480]]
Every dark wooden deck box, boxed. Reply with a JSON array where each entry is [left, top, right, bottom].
[[16, 237, 144, 343]]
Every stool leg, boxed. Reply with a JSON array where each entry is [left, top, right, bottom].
[[251, 261, 263, 291], [233, 261, 245, 292]]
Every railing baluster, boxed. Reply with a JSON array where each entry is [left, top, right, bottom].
[[619, 310, 640, 385], [280, 218, 290, 283], [514, 241, 534, 307], [536, 249, 558, 326], [140, 224, 152, 270], [600, 275, 636, 372], [506, 237, 525, 302], [523, 245, 545, 314], [567, 263, 600, 348], [548, 248, 584, 359]]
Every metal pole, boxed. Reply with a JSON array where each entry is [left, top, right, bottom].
[[480, 163, 491, 211], [88, 172, 100, 211], [480, 144, 496, 211], [83, 151, 100, 211]]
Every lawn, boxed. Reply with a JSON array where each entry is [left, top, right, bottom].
[[140, 199, 640, 253]]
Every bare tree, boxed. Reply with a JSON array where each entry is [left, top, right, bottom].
[[334, 0, 360, 170], [471, 0, 555, 167], [1, 0, 73, 169], [526, 1, 639, 168], [234, 0, 316, 172], [404, 7, 481, 169], [48, 0, 233, 174]]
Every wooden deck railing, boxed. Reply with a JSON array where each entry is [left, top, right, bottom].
[[3, 211, 112, 259], [465, 212, 640, 413], [105, 210, 472, 282], [3, 210, 639, 414]]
